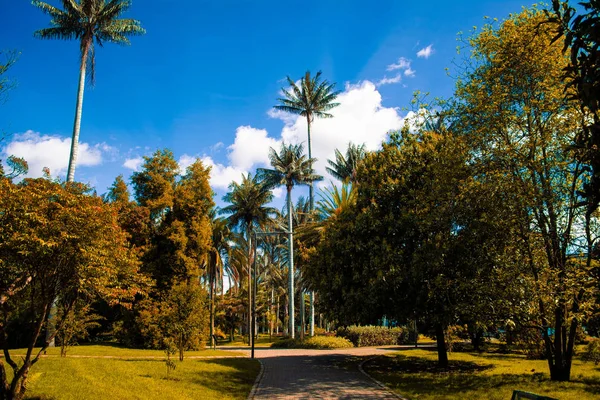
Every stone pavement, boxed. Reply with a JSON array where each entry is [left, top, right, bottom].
[[220, 346, 409, 399]]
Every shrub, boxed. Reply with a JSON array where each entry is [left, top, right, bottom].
[[336, 325, 408, 347], [270, 336, 353, 349], [582, 338, 600, 365]]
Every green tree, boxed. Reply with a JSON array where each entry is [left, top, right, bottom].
[[0, 177, 147, 400], [257, 143, 321, 338], [220, 173, 276, 344], [325, 143, 367, 183], [33, 0, 145, 183], [455, 8, 594, 380], [138, 282, 209, 361]]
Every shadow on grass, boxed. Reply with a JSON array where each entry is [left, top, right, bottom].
[[190, 358, 260, 398], [367, 355, 600, 398]]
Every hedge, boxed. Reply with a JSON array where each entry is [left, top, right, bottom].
[[336, 325, 408, 347]]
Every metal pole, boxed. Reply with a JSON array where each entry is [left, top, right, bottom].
[[251, 233, 257, 359]]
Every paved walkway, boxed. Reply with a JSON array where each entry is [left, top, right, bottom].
[[220, 346, 409, 399]]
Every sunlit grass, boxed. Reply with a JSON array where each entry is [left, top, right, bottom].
[[20, 357, 259, 400], [219, 333, 284, 348], [5, 343, 243, 358], [365, 348, 600, 400]]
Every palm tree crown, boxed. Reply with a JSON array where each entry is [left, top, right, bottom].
[[33, 0, 145, 82], [326, 143, 367, 183], [257, 143, 322, 192], [220, 173, 276, 234], [33, 0, 145, 183], [274, 71, 341, 123]]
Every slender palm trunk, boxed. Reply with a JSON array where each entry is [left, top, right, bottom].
[[45, 41, 91, 349], [306, 115, 316, 337], [210, 270, 215, 348], [287, 186, 295, 338], [276, 296, 280, 334], [67, 39, 90, 183], [247, 229, 253, 347]]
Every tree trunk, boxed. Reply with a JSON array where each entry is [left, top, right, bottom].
[[67, 38, 91, 183], [287, 186, 295, 338], [435, 323, 449, 368], [276, 297, 280, 335], [310, 292, 315, 336], [305, 116, 316, 337], [299, 290, 305, 339], [210, 271, 215, 348], [247, 229, 253, 347]]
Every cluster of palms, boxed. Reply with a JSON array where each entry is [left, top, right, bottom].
[[33, 0, 369, 343]]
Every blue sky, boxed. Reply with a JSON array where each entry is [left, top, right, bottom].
[[1, 0, 534, 205]]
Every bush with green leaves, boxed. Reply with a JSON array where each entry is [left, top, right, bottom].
[[270, 336, 353, 349], [582, 338, 600, 365], [336, 325, 408, 347]]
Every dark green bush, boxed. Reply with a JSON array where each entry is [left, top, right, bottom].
[[336, 325, 408, 347], [582, 338, 600, 365]]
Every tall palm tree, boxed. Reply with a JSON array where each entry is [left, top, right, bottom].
[[274, 71, 340, 209], [257, 143, 322, 338], [220, 173, 276, 345], [326, 143, 367, 183], [33, 0, 145, 182], [274, 70, 340, 336], [207, 214, 231, 347]]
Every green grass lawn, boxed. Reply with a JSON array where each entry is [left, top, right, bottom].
[[219, 333, 283, 348], [365, 348, 600, 400], [5, 343, 243, 358], [21, 357, 259, 400]]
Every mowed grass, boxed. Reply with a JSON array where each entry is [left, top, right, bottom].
[[5, 343, 243, 358], [219, 334, 284, 348], [17, 356, 259, 400], [365, 348, 600, 400]]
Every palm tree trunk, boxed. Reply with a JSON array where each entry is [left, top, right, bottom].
[[310, 293, 315, 336], [45, 40, 91, 348], [276, 296, 280, 334], [287, 186, 295, 338], [210, 270, 215, 348], [67, 39, 90, 183], [305, 115, 316, 337], [247, 229, 253, 347]]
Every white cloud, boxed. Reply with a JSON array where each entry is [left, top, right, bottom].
[[404, 68, 416, 77], [275, 80, 404, 181], [272, 187, 284, 198], [376, 74, 402, 87], [123, 156, 144, 171], [417, 44, 434, 59], [201, 156, 247, 190], [203, 80, 404, 192], [387, 57, 411, 71], [227, 126, 280, 170], [178, 154, 197, 173], [2, 130, 106, 178]]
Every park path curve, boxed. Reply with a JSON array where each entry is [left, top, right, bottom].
[[220, 346, 408, 400]]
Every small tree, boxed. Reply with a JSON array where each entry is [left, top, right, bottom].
[[139, 282, 209, 361], [56, 301, 102, 357]]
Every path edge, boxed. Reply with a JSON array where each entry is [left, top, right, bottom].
[[358, 356, 407, 400], [247, 358, 264, 400]]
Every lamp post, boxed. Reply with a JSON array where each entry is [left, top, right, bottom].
[[251, 230, 287, 359]]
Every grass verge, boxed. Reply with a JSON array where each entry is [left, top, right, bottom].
[[364, 348, 600, 400], [4, 343, 243, 358], [19, 357, 259, 400]]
